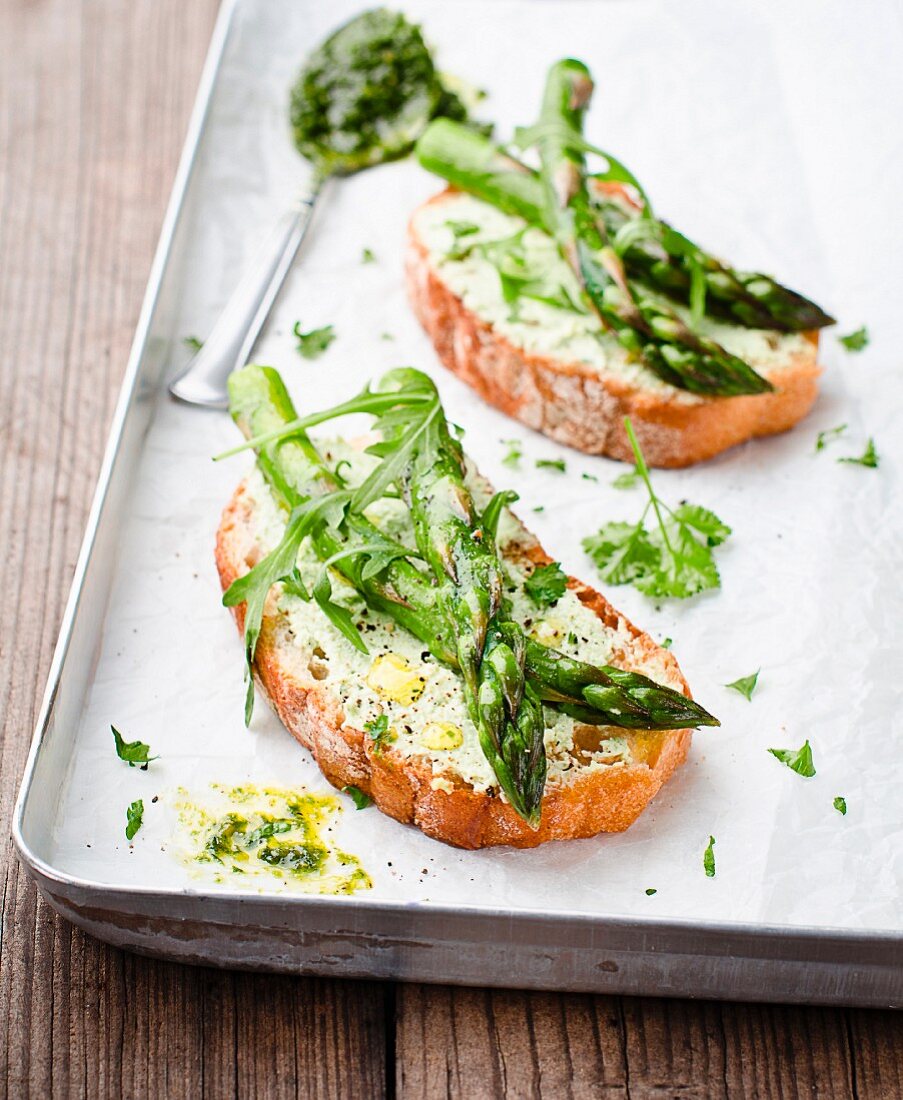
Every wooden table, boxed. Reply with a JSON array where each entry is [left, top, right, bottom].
[[1, 2, 899, 1095]]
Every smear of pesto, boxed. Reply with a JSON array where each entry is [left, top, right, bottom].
[[289, 8, 487, 178], [174, 784, 371, 894]]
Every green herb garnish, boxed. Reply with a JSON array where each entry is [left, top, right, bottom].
[[293, 322, 336, 360], [703, 835, 716, 878], [645, 888, 657, 896], [581, 472, 598, 483], [838, 439, 879, 468], [524, 562, 568, 607], [536, 458, 566, 473], [725, 670, 759, 701], [768, 740, 816, 778], [125, 799, 144, 841], [501, 439, 522, 467], [838, 326, 869, 352], [343, 785, 373, 810], [815, 424, 847, 452], [380, 332, 395, 341], [833, 796, 847, 816], [611, 466, 641, 490], [583, 418, 730, 599], [183, 335, 204, 354], [361, 247, 376, 263], [112, 725, 157, 769], [364, 714, 392, 755], [661, 637, 672, 649], [533, 506, 545, 513], [445, 219, 480, 240]]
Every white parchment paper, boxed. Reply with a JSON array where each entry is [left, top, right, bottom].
[[48, 0, 902, 932]]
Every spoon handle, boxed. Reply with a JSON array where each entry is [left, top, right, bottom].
[[169, 180, 324, 409]]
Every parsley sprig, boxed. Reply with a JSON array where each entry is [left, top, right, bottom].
[[293, 322, 336, 359], [112, 725, 157, 769], [583, 419, 731, 599], [524, 562, 568, 607]]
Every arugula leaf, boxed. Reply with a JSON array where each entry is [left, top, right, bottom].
[[838, 438, 879, 468], [361, 247, 376, 263], [838, 326, 869, 352], [725, 670, 759, 701], [501, 439, 522, 467], [645, 888, 657, 896], [536, 458, 566, 473], [768, 740, 816, 778], [612, 466, 641, 490], [364, 714, 393, 755], [125, 799, 144, 841], [111, 725, 157, 769], [293, 322, 336, 360], [524, 562, 568, 607], [311, 568, 368, 654], [343, 785, 373, 810], [703, 835, 716, 878], [183, 335, 204, 354], [582, 419, 731, 599], [481, 490, 518, 541], [833, 796, 847, 816], [815, 424, 847, 452]]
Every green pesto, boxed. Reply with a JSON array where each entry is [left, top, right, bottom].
[[289, 8, 484, 178]]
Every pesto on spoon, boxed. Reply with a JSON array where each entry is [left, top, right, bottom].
[[170, 8, 482, 408]]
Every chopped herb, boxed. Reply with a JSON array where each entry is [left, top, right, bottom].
[[501, 439, 522, 467], [581, 472, 598, 483], [567, 631, 578, 646], [445, 219, 480, 240], [838, 326, 869, 352], [611, 465, 641, 490], [293, 322, 336, 359], [111, 725, 157, 769], [833, 796, 847, 816], [533, 506, 545, 514], [524, 562, 568, 607], [725, 670, 759, 701], [768, 739, 816, 778], [364, 713, 392, 754], [125, 799, 144, 841], [361, 247, 376, 263], [183, 335, 204, 354], [536, 458, 566, 473], [343, 785, 373, 810], [645, 888, 657, 896], [380, 332, 395, 341], [583, 419, 731, 599], [703, 835, 716, 878], [661, 637, 673, 649], [838, 438, 879, 468], [815, 424, 847, 452]]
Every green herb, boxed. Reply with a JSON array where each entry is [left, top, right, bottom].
[[703, 835, 716, 878], [125, 799, 144, 841], [533, 506, 545, 513], [524, 562, 568, 607], [645, 888, 657, 896], [725, 670, 759, 701], [833, 796, 847, 816], [661, 637, 673, 649], [838, 326, 869, 352], [838, 439, 879, 468], [445, 219, 480, 240], [293, 322, 336, 360], [611, 466, 641, 490], [111, 725, 157, 769], [361, 247, 376, 263], [567, 631, 578, 646], [364, 714, 392, 754], [815, 424, 847, 452], [583, 418, 731, 599], [183, 335, 204, 354], [501, 439, 522, 467], [768, 739, 816, 778], [380, 332, 395, 341], [343, 785, 373, 810], [536, 458, 566, 473]]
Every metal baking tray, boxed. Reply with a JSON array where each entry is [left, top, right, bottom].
[[14, 0, 902, 1006]]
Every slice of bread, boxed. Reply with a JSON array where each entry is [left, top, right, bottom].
[[406, 188, 822, 468], [216, 444, 695, 850]]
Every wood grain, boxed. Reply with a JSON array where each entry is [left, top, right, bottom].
[[0, 1, 899, 1098]]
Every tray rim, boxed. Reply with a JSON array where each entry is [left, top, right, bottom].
[[12, 0, 902, 1002]]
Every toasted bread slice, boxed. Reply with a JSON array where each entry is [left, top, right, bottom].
[[406, 188, 821, 468], [216, 444, 694, 850]]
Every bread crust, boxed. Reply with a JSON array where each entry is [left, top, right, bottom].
[[406, 190, 822, 468], [216, 479, 694, 850]]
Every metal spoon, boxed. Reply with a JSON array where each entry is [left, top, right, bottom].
[[169, 8, 449, 409]]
